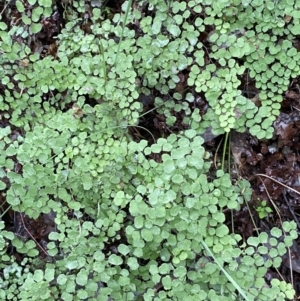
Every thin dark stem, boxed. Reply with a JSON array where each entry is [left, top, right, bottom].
[[18, 210, 49, 256]]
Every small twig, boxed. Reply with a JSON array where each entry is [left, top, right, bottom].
[[274, 266, 285, 282], [214, 136, 224, 169], [279, 191, 295, 288], [221, 132, 229, 172], [287, 246, 294, 288], [282, 190, 300, 229], [18, 211, 49, 256], [256, 175, 282, 224], [252, 176, 298, 288], [0, 0, 10, 16], [250, 173, 300, 196], [0, 204, 11, 219]]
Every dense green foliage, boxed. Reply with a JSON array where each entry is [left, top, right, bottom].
[[0, 0, 299, 300]]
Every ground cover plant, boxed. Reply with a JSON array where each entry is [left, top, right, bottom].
[[1, 0, 300, 300]]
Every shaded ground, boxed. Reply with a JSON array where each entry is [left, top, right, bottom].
[[1, 0, 300, 298], [228, 85, 300, 294]]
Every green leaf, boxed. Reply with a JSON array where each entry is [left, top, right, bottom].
[[113, 191, 125, 206], [174, 266, 186, 278], [65, 259, 78, 270], [168, 24, 181, 37], [82, 176, 93, 190], [270, 227, 282, 238], [127, 257, 139, 270], [7, 191, 21, 206], [141, 229, 153, 242], [268, 248, 279, 258], [172, 173, 184, 184], [32, 7, 43, 22], [151, 144, 161, 153], [1, 230, 14, 240], [27, 248, 39, 257], [215, 224, 229, 237], [30, 23, 42, 34], [282, 221, 295, 232], [16, 0, 25, 12], [152, 19, 162, 35], [284, 236, 294, 248], [258, 232, 268, 244], [44, 268, 55, 282], [33, 270, 44, 282], [118, 244, 130, 255], [68, 201, 81, 211], [0, 22, 7, 30], [108, 254, 123, 265], [61, 292, 73, 301], [57, 274, 68, 285], [162, 275, 172, 290], [76, 270, 88, 286], [18, 151, 31, 163], [159, 263, 170, 274], [134, 216, 144, 229], [247, 236, 259, 247], [185, 129, 197, 139], [0, 181, 6, 190], [290, 24, 300, 36], [163, 159, 175, 174], [77, 290, 88, 299], [39, 0, 52, 7], [58, 188, 71, 202], [164, 190, 176, 203], [273, 257, 282, 268], [149, 264, 158, 275], [137, 185, 146, 194], [257, 245, 268, 255]]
